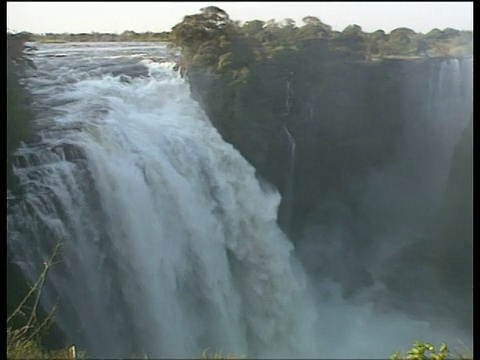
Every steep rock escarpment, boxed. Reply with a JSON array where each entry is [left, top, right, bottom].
[[187, 55, 473, 331]]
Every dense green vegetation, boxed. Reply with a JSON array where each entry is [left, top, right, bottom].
[[169, 6, 472, 69], [391, 341, 472, 360]]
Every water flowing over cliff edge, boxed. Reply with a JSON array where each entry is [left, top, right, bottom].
[[7, 42, 472, 358]]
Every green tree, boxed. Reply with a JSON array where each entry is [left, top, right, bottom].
[[302, 16, 331, 31], [170, 7, 257, 73], [170, 6, 234, 62], [297, 16, 332, 40], [241, 19, 265, 38], [384, 27, 416, 55]]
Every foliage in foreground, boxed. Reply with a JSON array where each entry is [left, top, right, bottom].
[[7, 330, 72, 360], [391, 342, 449, 360], [6, 244, 82, 359], [391, 341, 473, 360], [201, 349, 247, 359]]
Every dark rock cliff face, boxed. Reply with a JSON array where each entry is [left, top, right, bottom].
[[187, 55, 473, 331], [434, 115, 473, 329], [380, 115, 473, 331]]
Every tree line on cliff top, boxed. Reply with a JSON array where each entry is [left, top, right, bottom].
[[168, 6, 472, 74], [10, 5, 472, 61]]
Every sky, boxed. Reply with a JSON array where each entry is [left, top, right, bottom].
[[7, 1, 473, 35]]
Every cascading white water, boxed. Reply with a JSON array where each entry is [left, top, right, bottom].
[[280, 77, 296, 232], [358, 57, 473, 239], [7, 42, 318, 358], [283, 77, 296, 168], [403, 57, 473, 220]]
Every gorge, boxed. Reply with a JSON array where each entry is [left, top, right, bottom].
[[7, 10, 473, 358]]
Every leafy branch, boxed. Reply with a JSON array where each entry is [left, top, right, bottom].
[[7, 243, 62, 352]]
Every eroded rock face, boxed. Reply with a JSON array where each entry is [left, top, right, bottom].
[[188, 55, 473, 332], [189, 57, 472, 229]]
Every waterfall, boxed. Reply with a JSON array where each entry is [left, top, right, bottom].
[[283, 74, 295, 159], [8, 42, 473, 359], [356, 56, 473, 305], [362, 57, 473, 232], [416, 57, 473, 215], [279, 75, 296, 233], [7, 43, 317, 358]]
